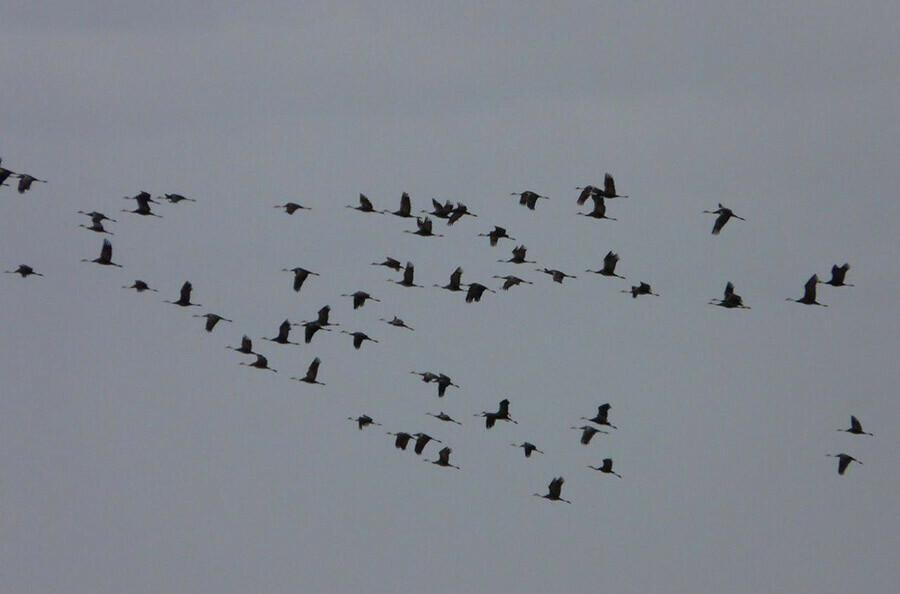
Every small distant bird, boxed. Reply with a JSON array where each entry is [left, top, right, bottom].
[[493, 275, 532, 291], [122, 280, 157, 292], [347, 193, 383, 213], [349, 415, 381, 430], [314, 305, 338, 327], [479, 226, 515, 246], [161, 193, 196, 203], [709, 281, 750, 309], [193, 313, 233, 332], [372, 257, 403, 271], [78, 220, 113, 235], [239, 353, 276, 372], [426, 446, 460, 469], [427, 412, 462, 425], [575, 185, 600, 205], [342, 330, 377, 349], [622, 282, 659, 299], [537, 268, 577, 284], [586, 251, 625, 279], [292, 357, 324, 385], [264, 320, 298, 345], [465, 282, 494, 303], [82, 239, 122, 267], [534, 477, 570, 503], [413, 433, 441, 455], [165, 281, 200, 307], [389, 192, 414, 218], [827, 453, 861, 475], [423, 199, 454, 219], [16, 173, 47, 194], [512, 442, 544, 458], [577, 194, 617, 221], [391, 262, 422, 287], [283, 267, 319, 292], [404, 216, 443, 237], [447, 202, 476, 225], [226, 335, 255, 354], [297, 320, 330, 344], [436, 374, 458, 397], [511, 190, 549, 210], [787, 275, 827, 307], [838, 416, 873, 436], [435, 266, 466, 291], [77, 210, 116, 224], [122, 191, 161, 217], [5, 264, 42, 278], [274, 202, 310, 214], [823, 264, 853, 287], [380, 316, 414, 331], [703, 203, 745, 235], [387, 431, 415, 450], [581, 403, 617, 429], [598, 173, 627, 198], [341, 291, 380, 310], [571, 425, 609, 445], [476, 399, 517, 428], [411, 370, 440, 383], [499, 245, 536, 264], [588, 458, 622, 478]]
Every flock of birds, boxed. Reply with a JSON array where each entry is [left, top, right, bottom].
[[2, 158, 874, 505]]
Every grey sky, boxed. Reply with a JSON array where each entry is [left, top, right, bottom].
[[2, 2, 899, 593]]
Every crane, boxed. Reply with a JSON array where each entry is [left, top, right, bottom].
[[292, 357, 324, 385], [283, 267, 319, 292], [537, 268, 577, 284], [586, 251, 625, 278], [511, 190, 549, 210], [264, 320, 298, 345], [226, 335, 255, 354], [435, 266, 466, 291], [709, 281, 750, 309], [341, 330, 378, 349], [341, 291, 380, 310], [5, 264, 43, 278], [838, 416, 873, 436], [387, 431, 415, 450], [588, 458, 622, 478], [581, 403, 617, 429], [413, 433, 441, 455], [499, 245, 536, 264], [426, 412, 462, 425], [571, 425, 609, 445], [390, 262, 422, 287], [823, 264, 853, 287], [787, 275, 827, 306], [478, 226, 515, 246], [122, 280, 157, 292], [511, 442, 544, 458], [82, 239, 121, 267], [465, 283, 494, 303], [274, 202, 310, 214], [193, 313, 233, 332], [389, 192, 414, 218], [827, 453, 861, 475], [426, 447, 460, 469], [534, 477, 570, 503], [239, 353, 276, 372], [380, 316, 414, 331], [165, 281, 200, 307], [622, 282, 659, 298], [347, 193, 384, 213], [348, 415, 381, 430], [703, 203, 745, 235], [493, 275, 532, 291]]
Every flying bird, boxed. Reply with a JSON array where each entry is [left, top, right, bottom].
[[296, 320, 330, 344], [239, 353, 276, 372], [447, 203, 476, 225], [349, 415, 381, 430], [577, 194, 617, 221], [537, 268, 577, 284], [787, 275, 827, 306], [581, 404, 617, 429], [423, 199, 454, 219], [391, 262, 422, 287], [838, 416, 873, 436], [827, 453, 861, 475], [389, 192, 414, 218], [292, 357, 324, 385], [77, 210, 116, 224], [476, 399, 517, 428], [78, 220, 113, 235], [499, 245, 536, 264], [387, 431, 414, 450], [5, 264, 42, 277], [372, 257, 403, 271], [342, 330, 378, 349], [823, 264, 853, 287], [709, 281, 750, 309], [703, 203, 745, 235], [161, 193, 196, 203], [426, 446, 459, 469], [436, 374, 458, 397], [534, 477, 570, 503], [165, 281, 200, 307], [341, 291, 380, 310], [380, 316, 414, 331], [122, 280, 157, 292], [226, 335, 255, 354], [512, 442, 544, 458], [622, 282, 659, 298], [264, 320, 298, 345], [479, 226, 515, 246], [274, 202, 310, 214], [404, 216, 443, 237], [572, 425, 609, 445], [465, 283, 494, 303], [427, 412, 462, 425], [588, 458, 622, 478], [493, 275, 532, 291], [82, 239, 122, 267], [511, 190, 549, 210], [413, 433, 441, 455], [411, 370, 440, 383], [283, 267, 319, 292], [16, 173, 47, 194], [193, 313, 233, 332], [586, 251, 625, 278], [347, 193, 383, 213], [122, 191, 161, 217], [435, 266, 466, 291]]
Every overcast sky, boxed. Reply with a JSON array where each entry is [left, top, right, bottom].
[[2, 2, 899, 593]]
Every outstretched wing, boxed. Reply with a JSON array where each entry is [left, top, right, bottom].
[[101, 239, 113, 261], [359, 193, 374, 210], [604, 173, 616, 196], [180, 282, 193, 303]]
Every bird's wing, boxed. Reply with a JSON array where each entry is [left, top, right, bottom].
[[101, 239, 113, 261], [724, 282, 735, 298], [604, 173, 616, 196], [450, 267, 463, 286], [400, 192, 411, 215], [803, 275, 818, 302], [180, 282, 192, 302], [838, 456, 852, 475], [403, 263, 414, 284], [850, 416, 862, 432]]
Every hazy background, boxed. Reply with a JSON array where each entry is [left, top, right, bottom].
[[2, 2, 899, 593]]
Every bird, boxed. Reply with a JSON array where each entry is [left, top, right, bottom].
[[372, 257, 403, 271], [264, 320, 298, 345], [78, 210, 116, 224], [578, 193, 617, 220], [493, 275, 532, 291], [78, 220, 113, 235], [16, 173, 47, 194], [575, 185, 600, 205], [787, 275, 827, 307], [274, 202, 310, 214], [165, 281, 200, 307], [435, 267, 466, 291], [598, 173, 627, 198], [571, 425, 609, 445], [709, 281, 750, 309], [586, 251, 625, 278], [534, 477, 570, 503], [581, 404, 617, 429], [391, 262, 422, 287], [239, 353, 276, 372], [347, 193, 383, 213], [122, 280, 157, 292], [703, 203, 746, 235], [622, 282, 659, 298], [426, 446, 460, 469], [588, 458, 622, 478], [413, 433, 441, 455], [82, 239, 122, 267], [342, 330, 377, 349], [512, 442, 544, 458], [827, 453, 861, 475], [160, 193, 196, 203], [297, 320, 331, 344], [349, 415, 381, 430], [283, 267, 319, 292], [447, 202, 476, 225], [122, 191, 161, 217], [511, 190, 549, 210], [838, 416, 873, 436], [537, 268, 577, 284], [426, 412, 462, 425], [499, 245, 536, 264], [823, 264, 853, 287], [292, 357, 324, 385], [226, 335, 255, 354], [387, 431, 414, 450], [380, 316, 414, 331], [341, 291, 380, 309], [411, 370, 440, 383], [479, 226, 515, 246], [436, 374, 458, 397], [423, 199, 454, 219], [313, 305, 339, 327], [465, 283, 494, 303], [193, 313, 233, 332], [389, 192, 414, 218], [476, 399, 517, 428], [5, 264, 43, 278], [404, 216, 443, 237]]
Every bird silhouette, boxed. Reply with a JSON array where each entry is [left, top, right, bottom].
[[390, 262, 422, 287], [435, 266, 466, 291], [413, 433, 441, 455], [347, 193, 384, 213], [341, 291, 380, 310], [122, 191, 161, 217], [342, 330, 377, 349], [499, 245, 536, 264], [193, 313, 233, 332], [709, 281, 750, 309], [479, 226, 515, 246], [239, 353, 276, 372], [827, 453, 861, 475], [787, 275, 827, 306], [274, 202, 310, 214], [122, 280, 157, 292], [426, 446, 459, 469], [423, 199, 454, 219], [16, 173, 47, 194], [349, 415, 381, 430], [389, 192, 414, 218], [622, 282, 659, 298], [447, 202, 476, 225], [493, 275, 532, 291], [588, 458, 622, 478], [404, 216, 443, 237], [387, 431, 414, 450], [427, 412, 462, 425], [838, 416, 873, 436], [380, 316, 414, 331], [571, 425, 609, 444], [161, 193, 196, 203], [292, 357, 324, 385], [577, 194, 617, 220], [5, 264, 43, 278], [476, 399, 517, 428], [165, 282, 200, 307], [465, 283, 494, 303], [226, 335, 255, 354], [372, 257, 403, 271], [823, 264, 853, 287], [82, 239, 122, 267], [586, 251, 625, 279], [703, 203, 745, 235], [537, 268, 577, 284], [283, 267, 319, 292], [581, 403, 617, 429], [264, 320, 298, 345], [511, 190, 549, 210], [534, 477, 570, 503], [512, 442, 544, 458]]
